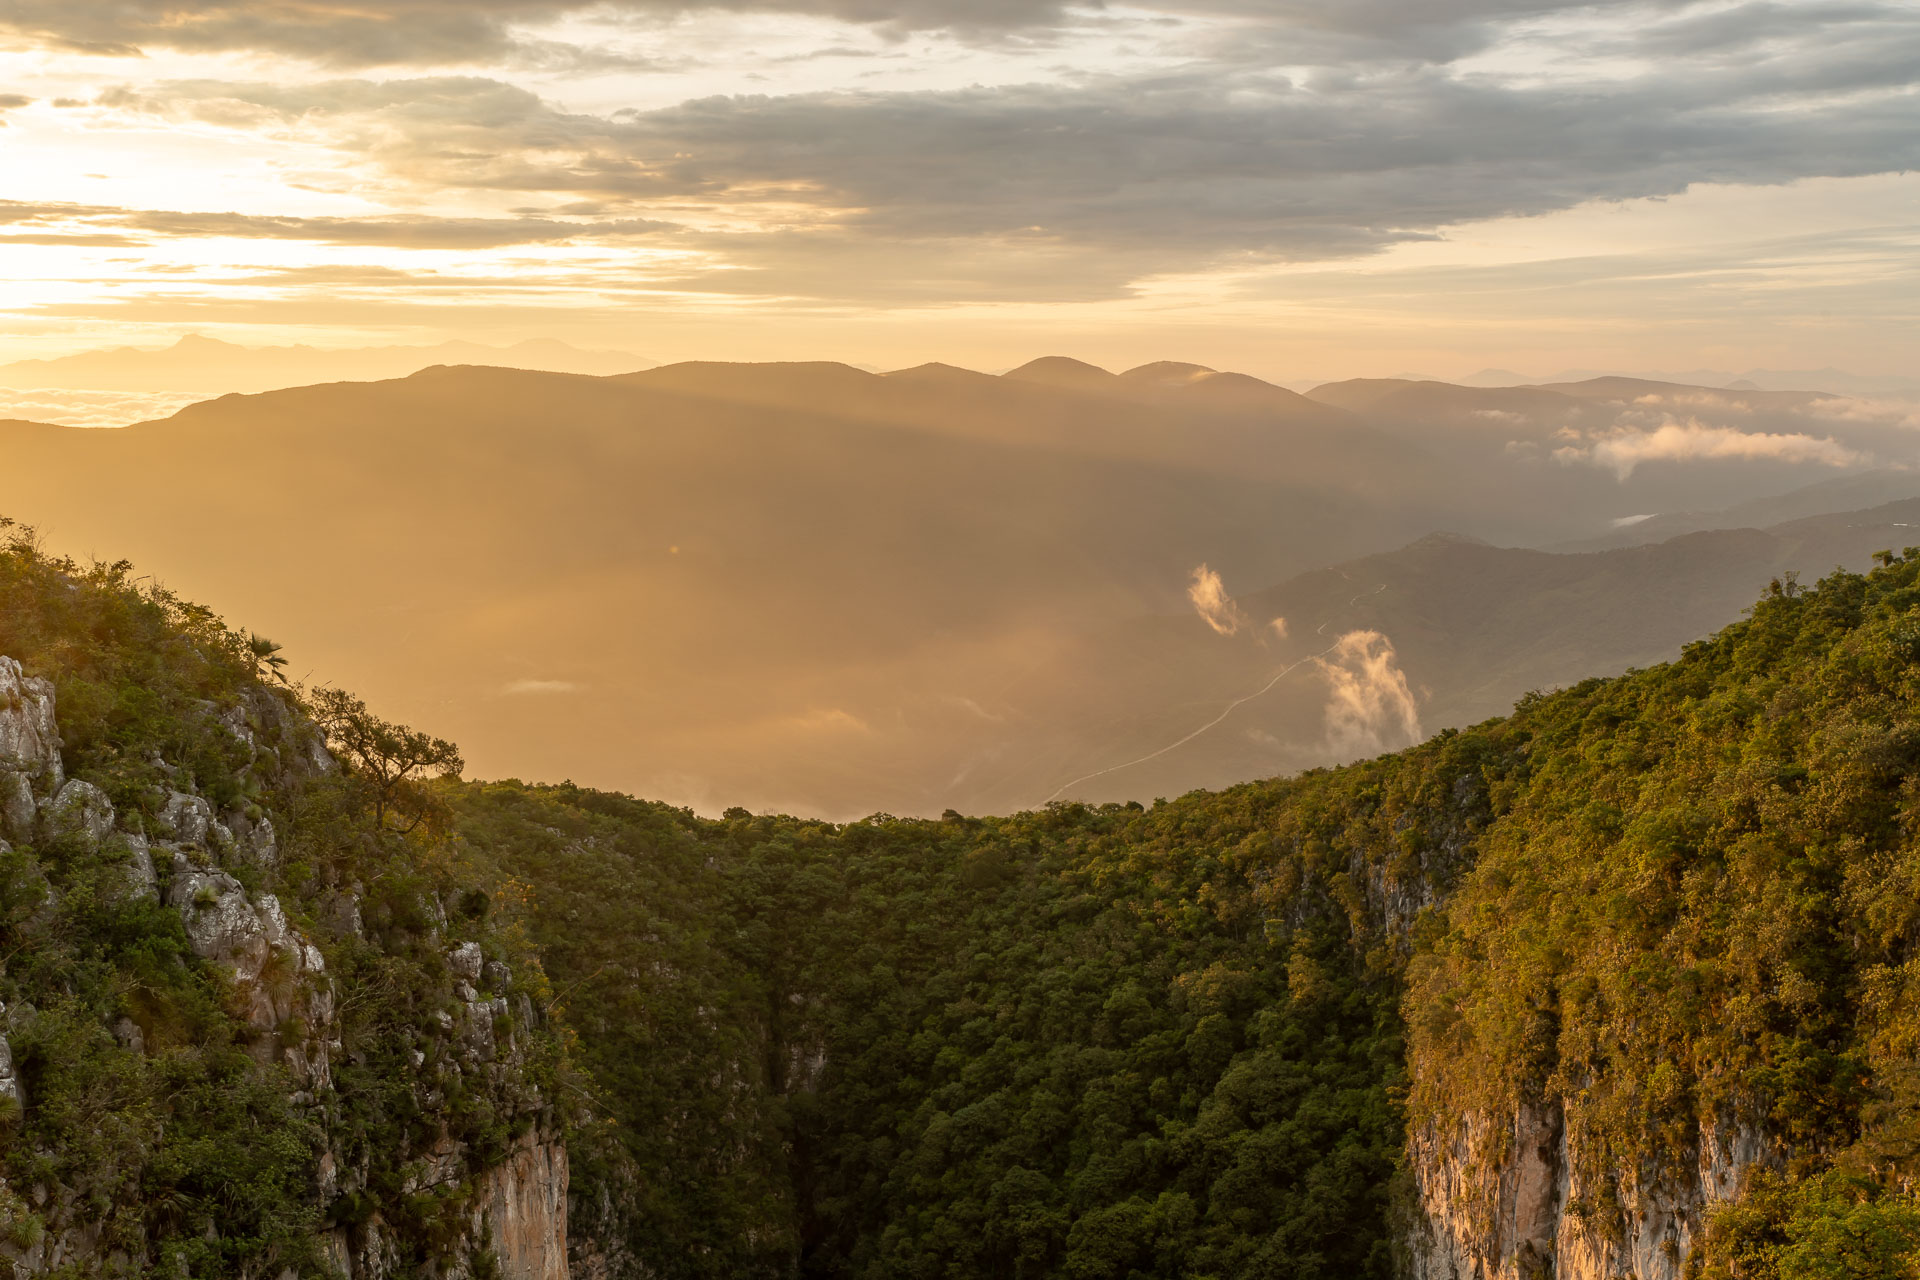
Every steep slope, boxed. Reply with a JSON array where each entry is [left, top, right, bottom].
[[0, 526, 572, 1278]]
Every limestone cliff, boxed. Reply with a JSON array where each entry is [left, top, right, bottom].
[[0, 653, 573, 1278], [1406, 1101, 1771, 1280]]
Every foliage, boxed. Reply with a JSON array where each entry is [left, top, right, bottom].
[[1691, 1171, 1920, 1280], [18, 508, 1920, 1277], [450, 773, 1433, 1278], [0, 519, 566, 1277], [455, 553, 1920, 1278], [309, 686, 464, 834]]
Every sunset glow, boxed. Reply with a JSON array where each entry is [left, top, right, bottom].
[[2, 1, 1915, 379]]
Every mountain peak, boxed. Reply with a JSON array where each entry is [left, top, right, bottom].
[[1119, 361, 1217, 387], [1001, 356, 1117, 389]]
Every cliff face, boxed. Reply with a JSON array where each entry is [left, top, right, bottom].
[[322, 1127, 569, 1280], [0, 653, 571, 1278], [1406, 1102, 1771, 1280]]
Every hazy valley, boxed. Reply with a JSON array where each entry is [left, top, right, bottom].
[[4, 355, 1915, 817]]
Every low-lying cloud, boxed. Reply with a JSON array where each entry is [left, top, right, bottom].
[[0, 387, 211, 427], [1555, 421, 1864, 479], [1316, 630, 1422, 759], [1188, 564, 1248, 636], [502, 678, 583, 694]]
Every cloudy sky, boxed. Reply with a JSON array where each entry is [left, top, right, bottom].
[[0, 0, 1916, 378]]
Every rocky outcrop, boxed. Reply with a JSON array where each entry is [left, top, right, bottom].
[[0, 655, 573, 1280], [480, 1130, 571, 1280], [166, 850, 337, 1088], [0, 657, 62, 792], [0, 1001, 19, 1112], [1409, 1097, 1771, 1278]]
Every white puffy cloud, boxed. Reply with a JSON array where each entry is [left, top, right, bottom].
[[1556, 420, 1864, 479], [1188, 563, 1248, 636], [1316, 630, 1421, 758]]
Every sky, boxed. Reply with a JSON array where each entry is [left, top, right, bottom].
[[1, 0, 1916, 381]]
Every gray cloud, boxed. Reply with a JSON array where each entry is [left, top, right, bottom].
[[15, 1, 1915, 304], [84, 0, 1914, 299], [0, 198, 673, 249], [0, 0, 1791, 66], [0, 0, 1082, 66]]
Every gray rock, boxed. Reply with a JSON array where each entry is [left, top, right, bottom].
[[112, 1016, 145, 1055], [117, 832, 158, 901], [449, 940, 484, 982], [215, 704, 256, 753], [167, 852, 334, 1083], [0, 771, 33, 845], [225, 810, 277, 867], [0, 1003, 19, 1111], [42, 780, 114, 850], [484, 960, 514, 993], [0, 656, 62, 789], [167, 854, 269, 974], [157, 792, 212, 846], [320, 888, 365, 940]]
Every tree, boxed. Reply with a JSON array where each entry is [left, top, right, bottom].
[[308, 688, 463, 833], [247, 634, 289, 683]]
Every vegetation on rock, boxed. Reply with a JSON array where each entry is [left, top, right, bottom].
[[14, 506, 1920, 1279], [0, 519, 569, 1277]]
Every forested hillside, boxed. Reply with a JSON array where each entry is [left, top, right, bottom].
[[12, 512, 1920, 1278], [454, 552, 1920, 1279], [0, 522, 573, 1277]]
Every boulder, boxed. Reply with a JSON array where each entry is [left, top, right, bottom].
[[0, 657, 62, 788], [167, 854, 271, 976], [157, 791, 212, 846], [0, 772, 31, 845], [42, 780, 114, 851], [449, 940, 484, 982], [0, 1003, 19, 1111], [121, 832, 158, 900]]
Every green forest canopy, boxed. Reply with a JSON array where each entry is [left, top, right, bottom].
[[454, 555, 1920, 1280], [11, 508, 1920, 1278]]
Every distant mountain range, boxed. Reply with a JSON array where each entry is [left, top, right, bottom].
[[0, 333, 649, 392], [2, 355, 1917, 815], [1446, 366, 1920, 397]]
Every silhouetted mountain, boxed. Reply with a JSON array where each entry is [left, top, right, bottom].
[[1552, 471, 1920, 551], [0, 333, 648, 393], [3, 359, 1915, 816]]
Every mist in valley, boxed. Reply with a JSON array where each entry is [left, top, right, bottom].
[[5, 353, 1915, 817]]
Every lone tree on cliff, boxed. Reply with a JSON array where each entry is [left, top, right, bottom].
[[309, 687, 463, 835]]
